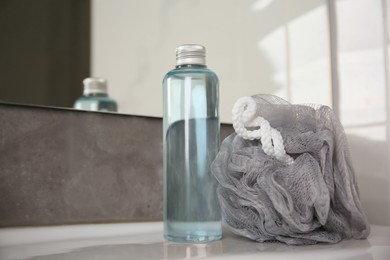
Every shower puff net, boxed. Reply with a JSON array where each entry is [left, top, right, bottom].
[[211, 94, 370, 245]]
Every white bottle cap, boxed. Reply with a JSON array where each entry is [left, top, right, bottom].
[[83, 77, 108, 95], [176, 44, 206, 66]]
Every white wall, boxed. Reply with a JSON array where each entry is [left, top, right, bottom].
[[92, 0, 331, 122], [335, 0, 390, 226], [92, 0, 390, 226]]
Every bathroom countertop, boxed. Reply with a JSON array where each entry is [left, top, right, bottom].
[[0, 222, 389, 260]]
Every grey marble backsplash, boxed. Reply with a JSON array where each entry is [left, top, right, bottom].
[[0, 103, 234, 227]]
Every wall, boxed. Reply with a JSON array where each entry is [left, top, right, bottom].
[[91, 0, 331, 121], [334, 0, 390, 226]]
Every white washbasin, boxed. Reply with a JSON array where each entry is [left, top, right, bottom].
[[0, 222, 389, 260]]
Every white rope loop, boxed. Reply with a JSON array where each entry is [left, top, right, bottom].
[[232, 96, 294, 165]]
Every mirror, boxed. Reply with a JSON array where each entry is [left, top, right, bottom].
[[1, 0, 331, 122]]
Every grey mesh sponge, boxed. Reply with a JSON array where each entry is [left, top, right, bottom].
[[211, 95, 370, 245]]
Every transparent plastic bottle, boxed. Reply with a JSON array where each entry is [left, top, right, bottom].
[[163, 44, 221, 242], [74, 78, 118, 112]]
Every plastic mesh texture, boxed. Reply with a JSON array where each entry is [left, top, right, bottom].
[[211, 95, 370, 245]]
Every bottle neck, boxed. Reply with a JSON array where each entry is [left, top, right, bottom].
[[175, 64, 207, 69]]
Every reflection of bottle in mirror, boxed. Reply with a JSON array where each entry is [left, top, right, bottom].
[[163, 44, 221, 242], [73, 77, 118, 112]]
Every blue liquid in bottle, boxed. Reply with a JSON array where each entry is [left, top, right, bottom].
[[163, 45, 221, 242]]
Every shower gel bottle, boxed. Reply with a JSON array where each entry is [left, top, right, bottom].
[[163, 44, 221, 242], [74, 78, 117, 112]]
